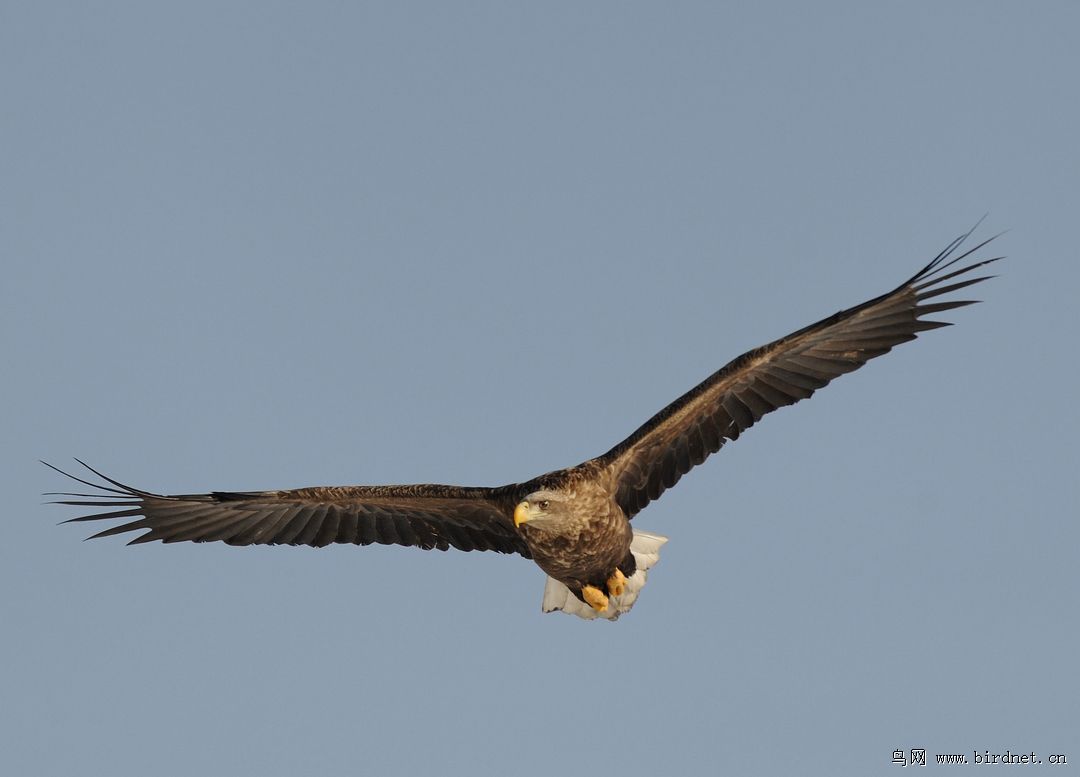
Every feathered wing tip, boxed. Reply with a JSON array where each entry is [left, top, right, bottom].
[[41, 459, 161, 541], [541, 530, 669, 621], [905, 217, 1005, 293]]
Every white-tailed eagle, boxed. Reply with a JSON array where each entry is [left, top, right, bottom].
[[47, 225, 1000, 620]]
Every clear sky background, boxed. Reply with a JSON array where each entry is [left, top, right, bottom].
[[3, 3, 1077, 775]]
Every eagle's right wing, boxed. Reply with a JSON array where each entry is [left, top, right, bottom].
[[46, 460, 529, 556]]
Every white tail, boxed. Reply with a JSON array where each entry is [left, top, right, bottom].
[[541, 529, 668, 621]]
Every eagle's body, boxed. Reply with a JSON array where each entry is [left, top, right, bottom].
[[48, 225, 1001, 620], [515, 469, 632, 593]]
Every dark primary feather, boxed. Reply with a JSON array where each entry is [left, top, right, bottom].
[[595, 225, 1002, 518], [44, 459, 529, 556]]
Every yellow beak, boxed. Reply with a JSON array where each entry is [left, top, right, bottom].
[[514, 501, 530, 527]]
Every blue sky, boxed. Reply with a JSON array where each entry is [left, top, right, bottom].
[[3, 3, 1077, 775]]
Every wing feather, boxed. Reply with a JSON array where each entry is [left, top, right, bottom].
[[45, 461, 529, 557], [595, 225, 1001, 518]]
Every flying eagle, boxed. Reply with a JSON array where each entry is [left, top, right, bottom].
[[47, 226, 1000, 620]]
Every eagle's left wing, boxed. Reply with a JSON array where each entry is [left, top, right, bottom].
[[594, 226, 1001, 519], [45, 460, 529, 556]]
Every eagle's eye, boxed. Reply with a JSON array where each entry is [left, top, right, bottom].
[[538, 500, 550, 510]]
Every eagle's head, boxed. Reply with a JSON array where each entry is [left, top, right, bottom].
[[513, 490, 571, 529]]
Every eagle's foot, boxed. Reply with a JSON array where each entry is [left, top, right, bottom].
[[606, 568, 627, 597], [581, 585, 609, 612]]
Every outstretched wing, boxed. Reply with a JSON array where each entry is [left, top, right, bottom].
[[596, 225, 1002, 518], [45, 460, 529, 556]]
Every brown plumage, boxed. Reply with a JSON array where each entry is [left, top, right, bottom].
[[47, 224, 1001, 619]]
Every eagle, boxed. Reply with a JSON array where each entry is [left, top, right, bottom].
[[46, 225, 1000, 620]]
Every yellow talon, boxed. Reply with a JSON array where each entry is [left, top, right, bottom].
[[607, 568, 627, 597], [581, 585, 609, 612]]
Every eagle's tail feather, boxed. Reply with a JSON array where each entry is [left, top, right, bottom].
[[541, 530, 668, 621]]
